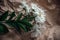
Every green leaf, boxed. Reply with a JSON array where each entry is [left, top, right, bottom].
[[17, 22, 28, 32], [23, 15, 36, 21], [0, 23, 9, 35], [19, 20, 33, 28], [8, 12, 15, 20], [16, 13, 23, 21], [6, 21, 21, 33], [6, 20, 14, 27], [0, 11, 9, 21], [13, 22, 21, 33], [19, 20, 32, 31], [6, 20, 28, 32], [22, 17, 28, 22]]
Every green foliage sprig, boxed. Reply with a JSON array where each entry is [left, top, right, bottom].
[[0, 11, 35, 35]]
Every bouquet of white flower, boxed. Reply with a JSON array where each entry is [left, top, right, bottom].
[[0, 0, 46, 37], [19, 0, 46, 37]]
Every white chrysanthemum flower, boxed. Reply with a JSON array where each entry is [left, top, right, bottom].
[[35, 15, 45, 23], [31, 23, 46, 37], [31, 24, 41, 37], [17, 0, 46, 37], [20, 1, 31, 13], [31, 3, 46, 23], [31, 3, 46, 37]]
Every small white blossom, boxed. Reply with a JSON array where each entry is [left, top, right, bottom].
[[31, 3, 46, 23], [35, 15, 45, 23], [32, 24, 40, 30], [20, 1, 31, 13], [31, 22, 46, 37], [31, 3, 46, 37], [31, 24, 41, 37]]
